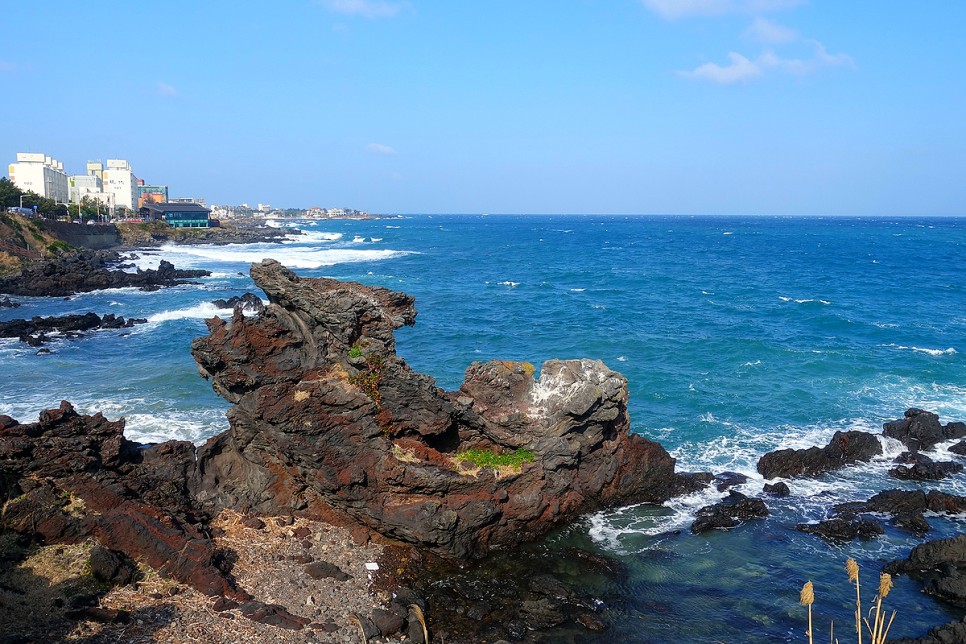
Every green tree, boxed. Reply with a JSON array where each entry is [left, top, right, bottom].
[[0, 177, 25, 208]]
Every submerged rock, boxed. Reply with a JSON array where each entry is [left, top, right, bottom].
[[796, 516, 884, 542], [691, 491, 769, 534], [757, 431, 882, 479], [190, 260, 678, 559]]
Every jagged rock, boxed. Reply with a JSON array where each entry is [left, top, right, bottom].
[[88, 545, 138, 585], [714, 471, 749, 492], [763, 482, 790, 497], [0, 296, 19, 308], [757, 431, 882, 479], [842, 489, 966, 517], [371, 607, 405, 636], [889, 616, 966, 644], [691, 491, 769, 534], [670, 472, 714, 495], [890, 460, 963, 481], [0, 250, 210, 297], [796, 516, 884, 541], [949, 441, 966, 456], [0, 401, 244, 601], [0, 312, 146, 344], [885, 535, 966, 609], [883, 408, 966, 452], [190, 260, 678, 559], [211, 292, 265, 313]]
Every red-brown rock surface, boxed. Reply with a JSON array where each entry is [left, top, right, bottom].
[[190, 259, 679, 559]]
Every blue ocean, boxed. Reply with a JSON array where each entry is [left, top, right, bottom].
[[2, 215, 965, 641]]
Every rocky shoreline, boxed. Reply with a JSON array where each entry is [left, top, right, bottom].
[[2, 261, 966, 642], [0, 250, 210, 297]]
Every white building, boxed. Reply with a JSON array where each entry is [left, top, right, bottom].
[[8, 152, 70, 203], [102, 159, 139, 210]]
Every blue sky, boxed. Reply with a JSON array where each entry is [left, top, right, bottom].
[[1, 1, 964, 215]]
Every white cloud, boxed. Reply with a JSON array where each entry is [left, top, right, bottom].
[[157, 81, 178, 97], [679, 40, 853, 84], [319, 0, 408, 18], [641, 0, 804, 20], [744, 17, 798, 44], [680, 52, 762, 84], [368, 143, 398, 155]]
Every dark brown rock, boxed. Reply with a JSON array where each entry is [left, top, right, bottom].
[[757, 430, 882, 479], [0, 250, 210, 297], [796, 516, 884, 542], [889, 460, 963, 481], [763, 481, 790, 496], [885, 535, 966, 609], [304, 561, 351, 581], [691, 491, 769, 534], [371, 607, 405, 636], [88, 545, 137, 585], [189, 260, 679, 559], [883, 408, 966, 452]]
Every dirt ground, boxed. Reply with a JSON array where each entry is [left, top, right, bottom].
[[0, 510, 406, 643]]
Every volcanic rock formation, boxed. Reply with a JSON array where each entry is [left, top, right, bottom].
[[190, 259, 680, 559]]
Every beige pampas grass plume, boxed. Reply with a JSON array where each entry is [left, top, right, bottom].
[[800, 581, 814, 606], [878, 572, 893, 599], [801, 581, 815, 644], [846, 558, 859, 582], [847, 558, 862, 644]]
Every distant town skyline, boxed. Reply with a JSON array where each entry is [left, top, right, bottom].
[[1, 1, 964, 216]]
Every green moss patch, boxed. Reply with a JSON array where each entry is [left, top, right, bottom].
[[455, 448, 535, 470]]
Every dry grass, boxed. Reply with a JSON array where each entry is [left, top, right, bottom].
[[800, 559, 897, 644]]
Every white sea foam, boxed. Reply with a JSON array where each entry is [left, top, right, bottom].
[[146, 302, 235, 323], [779, 296, 831, 305], [883, 344, 957, 357], [352, 236, 366, 243], [370, 237, 383, 242], [742, 360, 762, 367], [617, 356, 627, 362], [499, 281, 519, 287], [147, 243, 413, 270], [287, 231, 343, 244], [570, 288, 585, 292]]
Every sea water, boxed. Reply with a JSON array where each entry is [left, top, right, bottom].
[[2, 215, 965, 641]]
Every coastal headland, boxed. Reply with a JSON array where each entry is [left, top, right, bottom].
[[2, 230, 966, 641]]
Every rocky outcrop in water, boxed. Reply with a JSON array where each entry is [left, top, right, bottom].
[[757, 430, 882, 479], [210, 292, 265, 313], [884, 408, 966, 452], [0, 250, 210, 297], [889, 451, 963, 481], [690, 491, 768, 534], [885, 534, 966, 609], [0, 312, 147, 345], [0, 296, 19, 308], [190, 259, 680, 559]]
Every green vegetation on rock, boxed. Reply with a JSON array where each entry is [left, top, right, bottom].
[[455, 448, 536, 470]]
